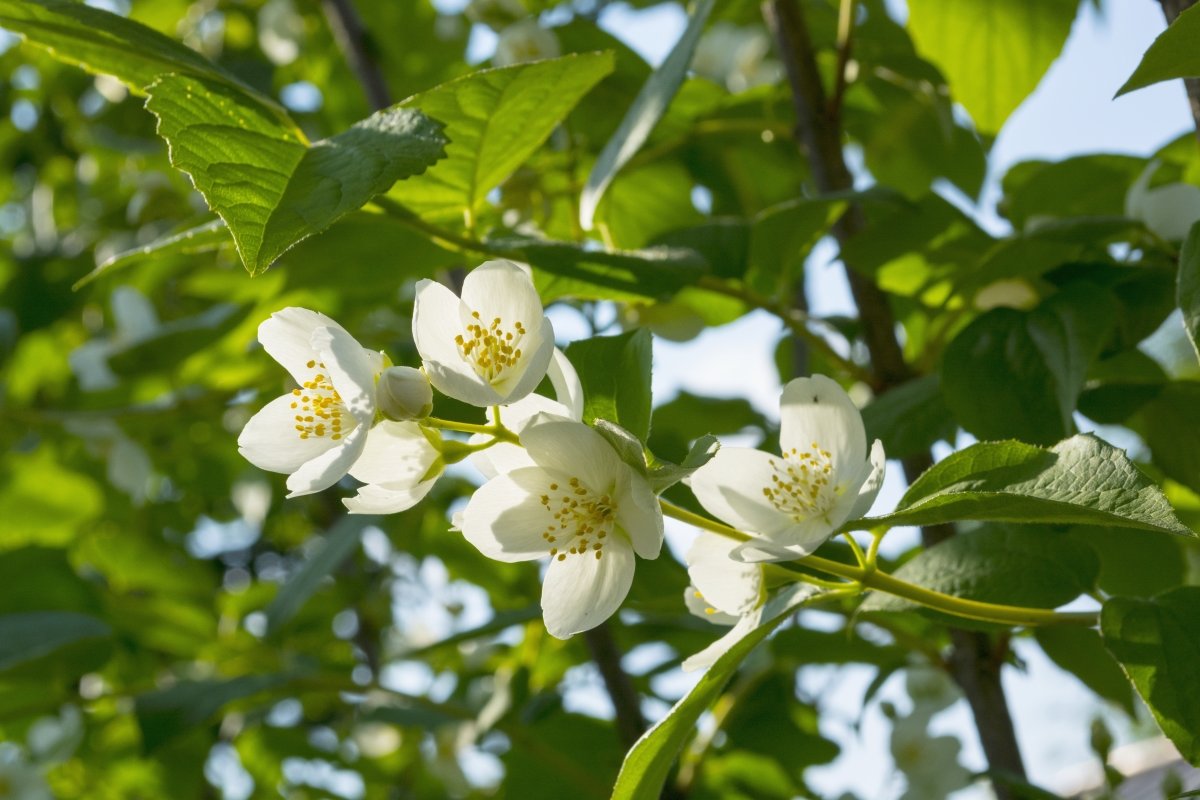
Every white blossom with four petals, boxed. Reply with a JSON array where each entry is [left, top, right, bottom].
[[460, 415, 663, 638], [238, 308, 383, 497], [688, 375, 885, 562], [413, 260, 555, 407]]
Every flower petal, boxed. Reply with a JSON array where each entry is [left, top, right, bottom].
[[521, 417, 624, 496], [238, 393, 338, 474], [682, 607, 763, 672], [615, 467, 664, 560], [459, 260, 545, 336], [688, 447, 795, 537], [779, 375, 866, 483], [541, 533, 635, 638], [413, 279, 502, 406], [844, 438, 887, 524], [349, 421, 439, 486], [258, 307, 340, 384], [468, 435, 536, 479], [494, 316, 555, 404], [460, 466, 565, 562], [311, 326, 378, 423], [686, 534, 763, 616], [285, 423, 368, 498], [547, 347, 584, 420], [683, 586, 739, 626], [344, 479, 436, 514]]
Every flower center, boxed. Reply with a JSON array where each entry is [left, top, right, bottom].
[[291, 359, 351, 442], [538, 477, 615, 561], [454, 311, 527, 384], [762, 442, 836, 521]]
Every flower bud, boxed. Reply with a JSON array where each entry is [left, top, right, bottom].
[[376, 366, 433, 421]]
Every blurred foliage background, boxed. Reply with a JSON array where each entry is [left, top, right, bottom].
[[5, 0, 1200, 798]]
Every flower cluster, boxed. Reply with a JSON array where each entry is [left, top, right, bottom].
[[237, 260, 884, 650]]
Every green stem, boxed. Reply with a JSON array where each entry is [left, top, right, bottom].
[[424, 416, 518, 443], [659, 500, 1099, 629], [842, 531, 868, 568]]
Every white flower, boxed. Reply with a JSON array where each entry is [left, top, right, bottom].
[[376, 365, 434, 421], [1125, 160, 1200, 241], [494, 19, 561, 67], [238, 307, 383, 498], [413, 260, 555, 408], [688, 375, 885, 562], [343, 421, 442, 514], [459, 416, 663, 638], [680, 534, 766, 671], [468, 348, 584, 478]]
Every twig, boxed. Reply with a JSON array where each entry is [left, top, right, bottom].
[[582, 623, 647, 749], [828, 0, 857, 121], [761, 0, 1030, 790], [321, 0, 392, 111]]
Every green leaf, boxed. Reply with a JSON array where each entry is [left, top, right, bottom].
[[0, 612, 110, 672], [865, 434, 1195, 537], [266, 516, 374, 635], [647, 434, 720, 493], [580, 0, 716, 227], [1134, 382, 1200, 495], [489, 237, 707, 303], [609, 584, 821, 800], [391, 53, 614, 221], [136, 674, 287, 753], [145, 74, 446, 275], [999, 155, 1147, 229], [941, 284, 1116, 445], [593, 420, 650, 474], [1178, 221, 1200, 362], [861, 525, 1098, 615], [565, 329, 653, 441], [1101, 587, 1200, 765], [0, 0, 252, 96], [747, 197, 846, 294], [1074, 524, 1188, 600], [1035, 626, 1135, 714], [906, 0, 1077, 134], [75, 219, 231, 289], [1118, 3, 1200, 96], [862, 375, 956, 459]]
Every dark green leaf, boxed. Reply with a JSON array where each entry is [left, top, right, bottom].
[[565, 329, 653, 441], [862, 375, 956, 459], [865, 434, 1195, 537], [1101, 587, 1200, 765], [941, 284, 1116, 444], [1072, 526, 1188, 599], [146, 74, 446, 275], [861, 525, 1098, 614], [580, 0, 716, 227], [0, 612, 110, 672], [1117, 3, 1200, 96], [1035, 626, 1135, 714], [490, 237, 706, 303], [610, 584, 822, 800], [136, 674, 287, 753], [266, 516, 374, 635], [392, 53, 614, 221], [907, 0, 1077, 133], [1178, 220, 1200, 362], [1134, 382, 1200, 495], [999, 155, 1146, 229]]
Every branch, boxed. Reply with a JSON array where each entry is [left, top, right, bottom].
[[581, 622, 647, 748], [1159, 0, 1200, 139], [321, 0, 392, 112], [761, 0, 1029, 789]]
